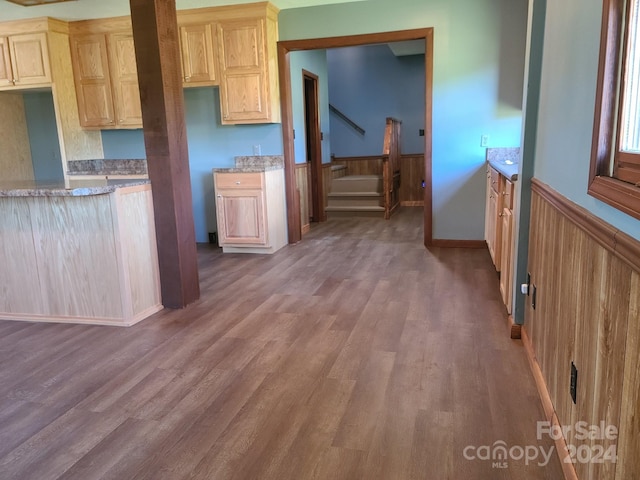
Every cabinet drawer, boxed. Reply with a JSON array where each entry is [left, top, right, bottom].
[[490, 167, 500, 194], [502, 179, 514, 210], [215, 172, 263, 189]]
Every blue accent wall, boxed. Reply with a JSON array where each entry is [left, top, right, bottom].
[[101, 130, 145, 159], [100, 87, 283, 243], [22, 91, 64, 182], [289, 49, 331, 164], [280, 0, 528, 240], [327, 44, 425, 156]]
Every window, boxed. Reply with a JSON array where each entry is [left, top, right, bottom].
[[590, 0, 640, 219]]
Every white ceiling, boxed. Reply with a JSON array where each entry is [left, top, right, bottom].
[[0, 0, 368, 21]]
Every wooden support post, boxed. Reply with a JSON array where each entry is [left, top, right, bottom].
[[129, 0, 200, 308]]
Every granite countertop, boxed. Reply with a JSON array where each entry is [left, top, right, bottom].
[[67, 159, 148, 176], [213, 165, 284, 173], [486, 147, 519, 181], [0, 179, 150, 197], [213, 155, 284, 173]]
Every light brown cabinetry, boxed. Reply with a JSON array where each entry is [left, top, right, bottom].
[[0, 33, 51, 90], [485, 165, 517, 314], [69, 21, 142, 129], [485, 166, 503, 270], [108, 32, 142, 127], [179, 23, 217, 86], [68, 3, 280, 129], [214, 169, 287, 254], [187, 2, 281, 124], [499, 194, 514, 312], [69, 34, 114, 127], [217, 18, 274, 123]]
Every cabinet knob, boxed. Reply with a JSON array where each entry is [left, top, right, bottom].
[[217, 194, 222, 198], [185, 76, 190, 82], [235, 181, 241, 185]]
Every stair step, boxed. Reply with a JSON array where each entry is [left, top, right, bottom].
[[327, 191, 383, 197], [330, 175, 382, 193], [325, 205, 386, 218], [326, 195, 383, 208]]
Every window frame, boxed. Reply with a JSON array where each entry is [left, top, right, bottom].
[[589, 0, 640, 219]]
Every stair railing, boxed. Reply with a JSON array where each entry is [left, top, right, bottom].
[[329, 104, 366, 136], [382, 117, 402, 219]]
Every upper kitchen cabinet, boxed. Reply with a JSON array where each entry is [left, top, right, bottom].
[[178, 2, 281, 124], [108, 32, 142, 127], [215, 4, 280, 124], [0, 21, 55, 91], [178, 22, 218, 87], [69, 18, 142, 129]]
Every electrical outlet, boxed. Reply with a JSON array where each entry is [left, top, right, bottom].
[[480, 134, 489, 147], [570, 362, 578, 404], [253, 144, 262, 156]]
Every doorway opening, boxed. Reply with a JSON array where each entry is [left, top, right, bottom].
[[302, 70, 324, 225], [278, 28, 434, 247]]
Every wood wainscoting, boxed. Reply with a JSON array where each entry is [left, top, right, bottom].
[[331, 154, 425, 206], [525, 178, 640, 480], [294, 162, 334, 235], [295, 163, 310, 234]]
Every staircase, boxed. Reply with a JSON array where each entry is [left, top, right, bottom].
[[325, 174, 386, 217]]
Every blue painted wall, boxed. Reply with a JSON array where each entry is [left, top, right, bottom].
[[280, 0, 528, 240], [531, 0, 640, 239], [101, 130, 145, 159], [289, 49, 331, 164], [99, 87, 283, 243], [327, 44, 425, 156], [23, 91, 64, 182]]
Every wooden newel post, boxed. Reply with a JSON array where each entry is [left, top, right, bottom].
[[129, 0, 200, 308]]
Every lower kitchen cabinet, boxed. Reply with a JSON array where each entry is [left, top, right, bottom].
[[213, 168, 287, 254], [499, 204, 514, 313], [485, 164, 517, 314]]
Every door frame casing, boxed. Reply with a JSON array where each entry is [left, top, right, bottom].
[[278, 28, 434, 246]]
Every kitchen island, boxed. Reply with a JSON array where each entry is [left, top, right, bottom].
[[0, 180, 162, 326]]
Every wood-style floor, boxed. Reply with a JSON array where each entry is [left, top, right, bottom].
[[0, 208, 563, 480]]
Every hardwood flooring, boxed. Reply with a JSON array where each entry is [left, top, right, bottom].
[[0, 208, 563, 479]]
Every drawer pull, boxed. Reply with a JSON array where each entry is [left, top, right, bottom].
[[235, 181, 241, 185]]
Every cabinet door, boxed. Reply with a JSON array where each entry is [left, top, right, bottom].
[[216, 189, 267, 245], [484, 167, 492, 243], [180, 23, 217, 86], [487, 187, 497, 265], [8, 33, 51, 86], [108, 32, 142, 128], [499, 207, 513, 313], [70, 34, 116, 128], [217, 19, 270, 123], [0, 37, 13, 87]]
